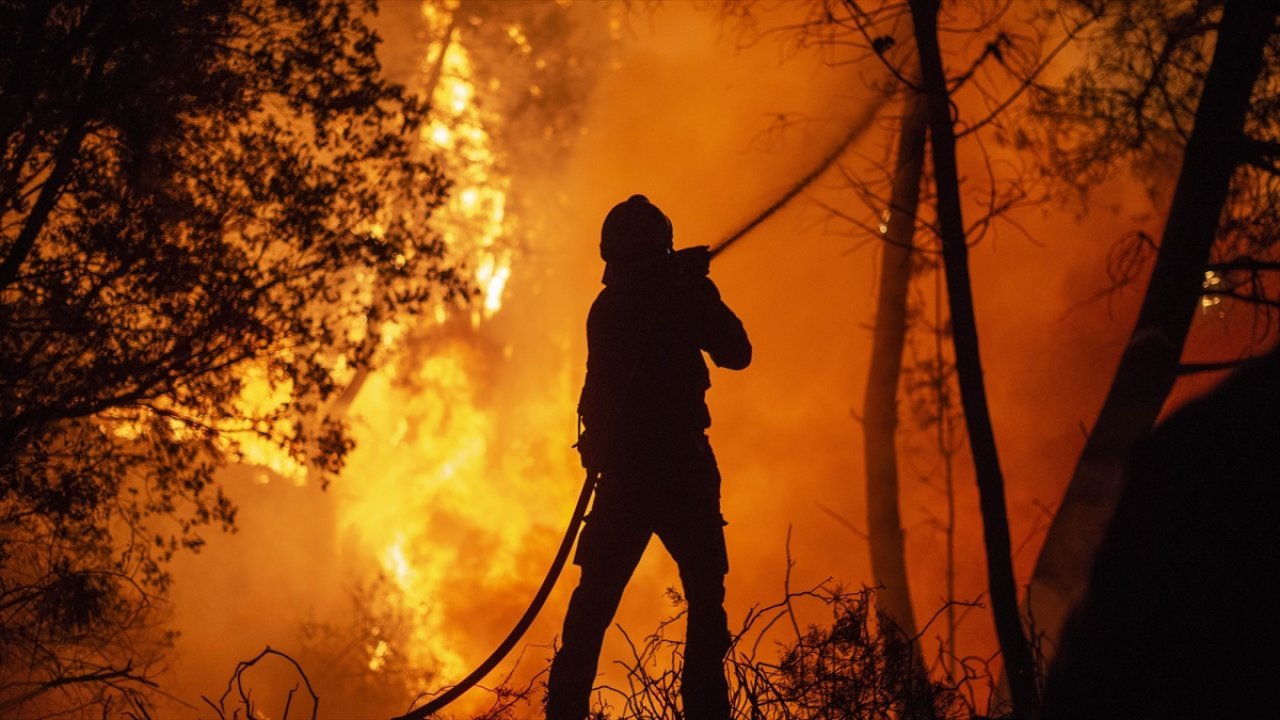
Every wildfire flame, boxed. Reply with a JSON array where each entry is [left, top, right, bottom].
[[222, 1, 572, 698], [316, 2, 528, 688]]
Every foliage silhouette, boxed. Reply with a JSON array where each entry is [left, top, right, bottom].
[[1025, 0, 1280, 660], [0, 0, 467, 715], [584, 583, 969, 720]]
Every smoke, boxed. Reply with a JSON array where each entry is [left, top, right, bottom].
[[153, 2, 1239, 718]]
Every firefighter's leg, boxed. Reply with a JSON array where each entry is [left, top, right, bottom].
[[660, 510, 731, 720], [546, 495, 649, 720]]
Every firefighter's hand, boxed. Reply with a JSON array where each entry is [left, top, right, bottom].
[[674, 245, 711, 280]]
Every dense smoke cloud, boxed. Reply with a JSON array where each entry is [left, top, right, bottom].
[[154, 3, 1215, 717]]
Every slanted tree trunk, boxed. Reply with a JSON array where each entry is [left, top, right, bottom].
[[1026, 0, 1274, 661], [907, 1, 1038, 717], [863, 88, 932, 718]]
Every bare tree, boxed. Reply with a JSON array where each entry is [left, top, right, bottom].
[[749, 6, 1077, 715], [907, 0, 1039, 716]]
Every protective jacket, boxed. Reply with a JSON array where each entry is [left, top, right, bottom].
[[577, 251, 750, 472]]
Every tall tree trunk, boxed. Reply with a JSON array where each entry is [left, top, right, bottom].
[[1026, 0, 1274, 661], [863, 88, 932, 718], [907, 1, 1039, 717]]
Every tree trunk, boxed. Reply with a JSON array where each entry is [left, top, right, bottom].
[[1026, 0, 1274, 662], [863, 88, 931, 718], [907, 1, 1039, 717]]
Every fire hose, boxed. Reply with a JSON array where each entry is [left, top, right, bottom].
[[392, 101, 880, 720]]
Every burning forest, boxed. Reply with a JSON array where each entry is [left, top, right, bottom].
[[2, 1, 1277, 719]]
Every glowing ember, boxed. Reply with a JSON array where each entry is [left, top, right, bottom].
[[1201, 269, 1225, 315]]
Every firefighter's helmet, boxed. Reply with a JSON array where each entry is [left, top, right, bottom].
[[600, 194, 673, 263]]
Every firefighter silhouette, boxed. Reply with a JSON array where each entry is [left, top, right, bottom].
[[546, 195, 751, 720]]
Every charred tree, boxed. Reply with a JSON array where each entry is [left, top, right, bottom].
[[907, 0, 1039, 717], [1026, 0, 1276, 656]]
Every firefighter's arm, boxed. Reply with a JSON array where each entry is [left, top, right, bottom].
[[694, 277, 751, 370]]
